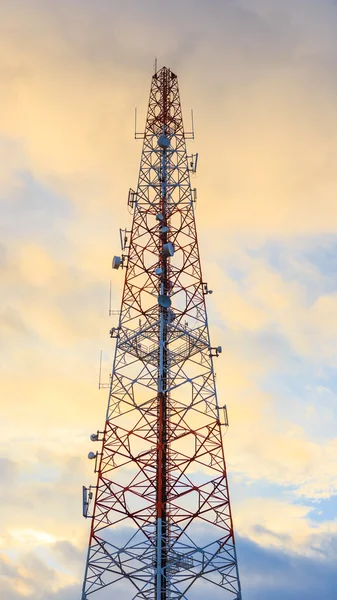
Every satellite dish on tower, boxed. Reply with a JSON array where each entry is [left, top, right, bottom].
[[158, 294, 172, 308], [158, 134, 170, 149]]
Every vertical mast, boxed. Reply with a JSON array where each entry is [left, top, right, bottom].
[[156, 67, 169, 600]]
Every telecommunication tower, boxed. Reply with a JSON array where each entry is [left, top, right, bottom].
[[81, 66, 242, 600]]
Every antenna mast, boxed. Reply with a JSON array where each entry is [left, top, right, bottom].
[[81, 67, 242, 600]]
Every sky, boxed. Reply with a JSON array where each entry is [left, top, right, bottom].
[[1, 0, 337, 597]]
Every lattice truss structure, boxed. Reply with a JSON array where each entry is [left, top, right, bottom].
[[82, 67, 242, 600]]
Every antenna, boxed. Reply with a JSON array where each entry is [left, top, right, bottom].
[[98, 350, 103, 390], [98, 350, 110, 389], [134, 107, 144, 140], [109, 281, 112, 317], [184, 108, 195, 140], [154, 56, 158, 74], [98, 350, 103, 389]]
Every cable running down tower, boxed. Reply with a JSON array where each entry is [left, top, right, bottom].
[[82, 66, 242, 600]]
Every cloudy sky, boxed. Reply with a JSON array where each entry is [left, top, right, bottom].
[[1, 0, 337, 598]]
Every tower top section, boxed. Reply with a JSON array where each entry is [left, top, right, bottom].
[[135, 65, 194, 141], [154, 65, 177, 79], [144, 66, 184, 137]]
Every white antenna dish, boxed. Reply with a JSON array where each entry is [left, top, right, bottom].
[[158, 295, 172, 308], [88, 452, 96, 460], [90, 433, 98, 442]]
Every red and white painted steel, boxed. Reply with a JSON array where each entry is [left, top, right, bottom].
[[81, 66, 242, 600]]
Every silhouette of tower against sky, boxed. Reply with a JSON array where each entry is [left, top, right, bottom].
[[81, 66, 242, 600]]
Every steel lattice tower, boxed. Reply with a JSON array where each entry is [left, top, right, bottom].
[[82, 66, 242, 600]]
